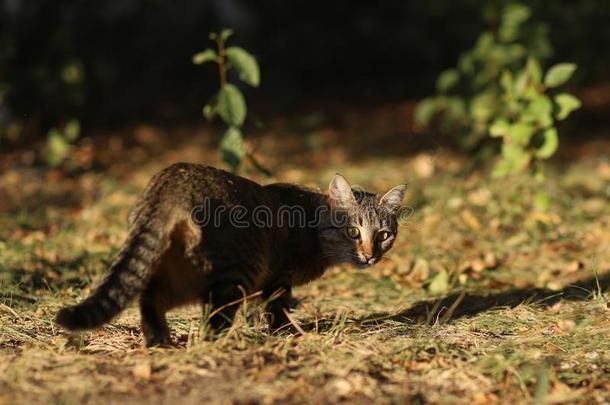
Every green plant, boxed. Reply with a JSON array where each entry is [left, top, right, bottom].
[[43, 119, 81, 168], [415, 2, 581, 180], [193, 29, 260, 172]]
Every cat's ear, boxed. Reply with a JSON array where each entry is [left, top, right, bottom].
[[379, 184, 407, 213], [328, 174, 356, 208]]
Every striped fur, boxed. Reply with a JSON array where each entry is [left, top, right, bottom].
[[55, 163, 406, 346], [55, 208, 178, 331]]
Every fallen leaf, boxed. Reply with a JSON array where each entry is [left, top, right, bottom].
[[330, 378, 353, 397], [566, 260, 582, 273], [484, 252, 498, 269], [468, 187, 491, 206], [506, 233, 529, 247], [132, 361, 152, 380], [412, 153, 435, 178], [428, 269, 449, 294], [596, 162, 610, 180], [471, 259, 486, 273], [21, 231, 46, 245], [461, 209, 481, 230], [410, 258, 430, 282], [556, 319, 576, 332], [527, 211, 561, 225], [447, 197, 463, 209], [547, 281, 564, 291]]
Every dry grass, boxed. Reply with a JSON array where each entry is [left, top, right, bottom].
[[1, 118, 610, 404]]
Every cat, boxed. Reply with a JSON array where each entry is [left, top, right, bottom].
[[56, 163, 406, 346]]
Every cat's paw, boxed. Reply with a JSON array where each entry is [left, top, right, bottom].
[[144, 334, 173, 348], [268, 311, 299, 335]]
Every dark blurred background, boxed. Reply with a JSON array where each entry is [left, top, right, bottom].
[[1, 0, 610, 142]]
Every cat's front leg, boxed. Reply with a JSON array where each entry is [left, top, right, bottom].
[[262, 279, 293, 332], [206, 269, 256, 331]]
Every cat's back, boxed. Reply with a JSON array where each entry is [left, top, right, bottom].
[[142, 162, 267, 205]]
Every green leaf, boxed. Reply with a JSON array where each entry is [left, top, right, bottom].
[[428, 269, 449, 294], [526, 57, 542, 84], [201, 102, 218, 121], [508, 44, 526, 61], [436, 69, 459, 93], [470, 91, 498, 124], [225, 47, 260, 87], [544, 63, 577, 88], [533, 191, 550, 212], [554, 93, 581, 120], [493, 143, 531, 177], [64, 119, 80, 142], [209, 29, 233, 41], [220, 29, 233, 41], [220, 126, 245, 170], [536, 128, 558, 159], [499, 3, 531, 42], [500, 70, 514, 96], [217, 84, 246, 126], [506, 122, 534, 146], [203, 105, 214, 120], [474, 46, 506, 88], [44, 129, 70, 168], [414, 98, 438, 126], [192, 49, 218, 65], [62, 61, 84, 84], [458, 53, 474, 74], [490, 118, 510, 137], [503, 3, 531, 25], [203, 95, 218, 120], [445, 97, 467, 122], [523, 94, 553, 128], [514, 68, 529, 95], [473, 32, 494, 59], [491, 158, 513, 178]]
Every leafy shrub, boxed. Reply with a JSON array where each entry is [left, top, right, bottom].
[[193, 29, 260, 172], [415, 2, 581, 179]]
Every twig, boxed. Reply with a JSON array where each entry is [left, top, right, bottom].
[[0, 303, 20, 318], [440, 290, 466, 324], [281, 308, 305, 336], [208, 290, 263, 319], [245, 151, 273, 177], [216, 37, 227, 88]]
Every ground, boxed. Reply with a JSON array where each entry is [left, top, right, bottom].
[[1, 107, 609, 404]]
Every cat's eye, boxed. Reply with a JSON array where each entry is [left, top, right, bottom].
[[346, 227, 360, 239], [377, 231, 391, 241]]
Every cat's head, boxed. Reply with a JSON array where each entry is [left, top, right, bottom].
[[319, 174, 406, 268]]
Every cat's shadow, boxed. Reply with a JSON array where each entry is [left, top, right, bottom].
[[300, 271, 610, 333]]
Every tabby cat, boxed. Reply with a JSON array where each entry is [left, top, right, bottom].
[[56, 163, 406, 346]]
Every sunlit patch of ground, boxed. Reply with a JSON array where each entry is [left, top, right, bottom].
[[1, 117, 609, 404]]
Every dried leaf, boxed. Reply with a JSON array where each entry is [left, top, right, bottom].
[[132, 361, 152, 380]]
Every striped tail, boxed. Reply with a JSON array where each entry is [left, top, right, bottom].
[[55, 218, 170, 331]]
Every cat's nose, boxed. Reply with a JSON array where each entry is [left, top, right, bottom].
[[363, 254, 376, 265]]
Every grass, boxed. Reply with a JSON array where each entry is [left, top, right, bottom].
[[1, 119, 609, 404]]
